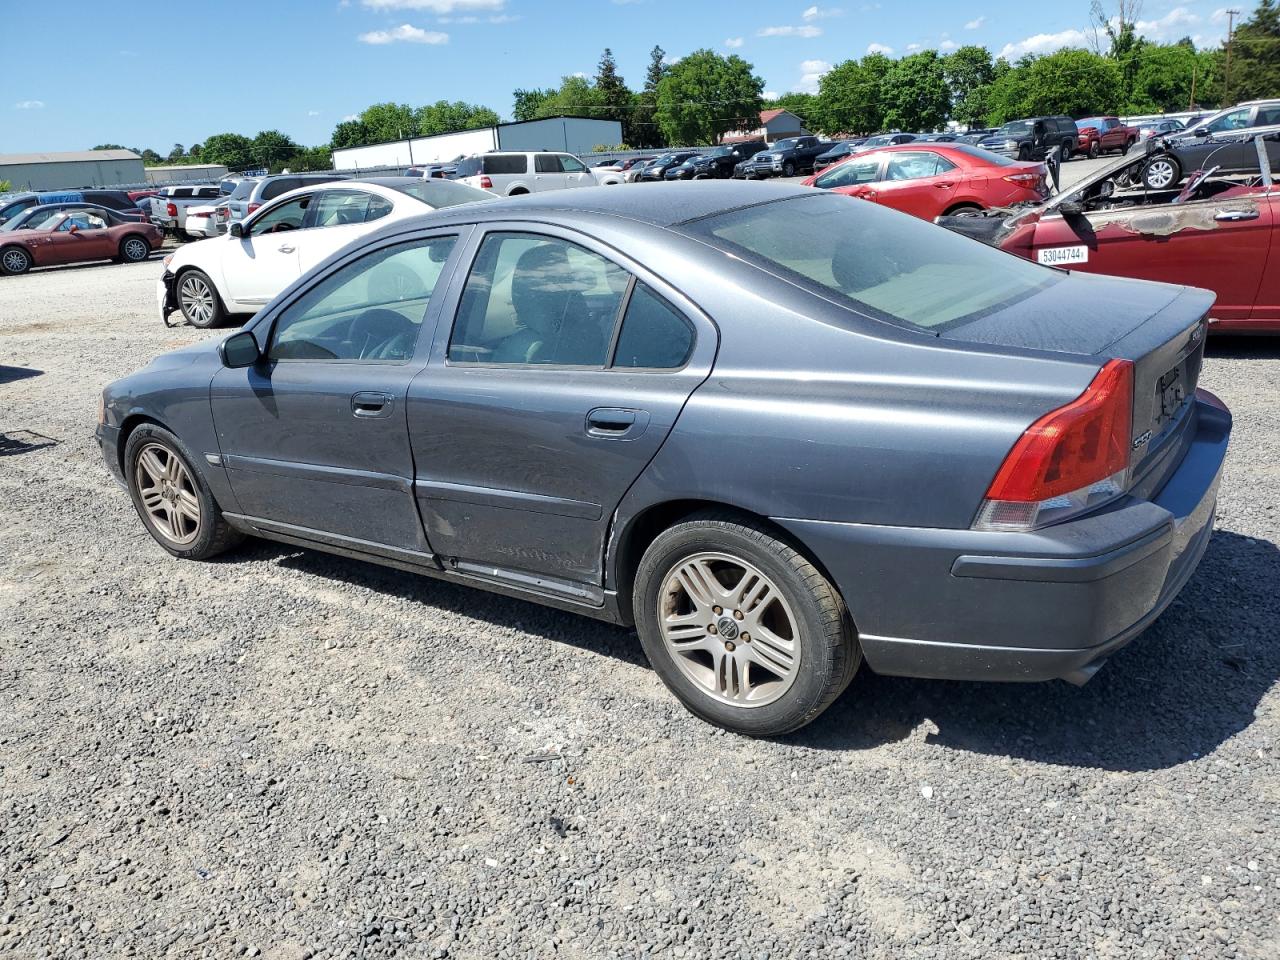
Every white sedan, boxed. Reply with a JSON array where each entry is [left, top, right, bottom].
[[159, 177, 492, 327]]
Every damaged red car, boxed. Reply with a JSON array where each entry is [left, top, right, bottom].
[[939, 133, 1280, 333]]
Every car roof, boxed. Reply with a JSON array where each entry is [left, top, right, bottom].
[[376, 180, 811, 231]]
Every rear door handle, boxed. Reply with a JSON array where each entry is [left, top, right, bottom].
[[351, 391, 393, 419], [1214, 210, 1260, 222], [586, 407, 648, 439]]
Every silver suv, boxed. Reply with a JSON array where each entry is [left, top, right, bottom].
[[216, 173, 347, 231], [1176, 99, 1280, 140]]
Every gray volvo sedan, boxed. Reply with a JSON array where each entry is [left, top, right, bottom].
[[98, 182, 1231, 736]]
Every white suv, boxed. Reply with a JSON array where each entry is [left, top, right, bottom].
[[453, 152, 598, 196]]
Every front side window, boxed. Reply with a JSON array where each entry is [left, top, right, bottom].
[[884, 152, 956, 181], [248, 196, 311, 237], [448, 232, 629, 366], [815, 156, 881, 188], [269, 236, 457, 362], [57, 211, 107, 231], [560, 155, 587, 172], [686, 193, 1057, 332]]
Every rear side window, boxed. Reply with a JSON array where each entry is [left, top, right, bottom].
[[196, 186, 221, 199], [261, 178, 298, 201], [535, 154, 562, 173], [229, 179, 259, 200], [687, 193, 1057, 332], [483, 155, 527, 175], [1256, 106, 1280, 126], [884, 152, 956, 181], [612, 284, 693, 369]]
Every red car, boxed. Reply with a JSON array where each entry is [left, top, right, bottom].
[[1075, 117, 1138, 158], [801, 143, 1048, 221], [0, 206, 162, 275]]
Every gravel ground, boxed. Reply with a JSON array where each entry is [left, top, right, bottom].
[[1, 242, 1277, 960]]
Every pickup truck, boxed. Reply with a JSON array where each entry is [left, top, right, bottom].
[[741, 136, 836, 178], [1074, 117, 1138, 158], [148, 185, 225, 239]]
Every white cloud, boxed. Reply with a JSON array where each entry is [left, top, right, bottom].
[[358, 23, 449, 43], [906, 42, 921, 51], [361, 0, 501, 10], [1133, 7, 1201, 41], [794, 58, 833, 94], [998, 28, 1090, 59], [866, 42, 894, 55], [758, 24, 823, 38], [939, 39, 958, 51], [571, 71, 588, 78], [307, 110, 321, 116], [342, 113, 360, 122], [802, 5, 842, 18], [14, 100, 44, 110], [763, 89, 780, 100], [725, 37, 744, 48], [964, 16, 985, 30]]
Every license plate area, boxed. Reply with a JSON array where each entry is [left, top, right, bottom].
[[1037, 245, 1089, 266]]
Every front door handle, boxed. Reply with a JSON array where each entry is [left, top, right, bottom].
[[351, 391, 393, 419], [278, 243, 296, 253], [586, 407, 648, 439], [1214, 210, 1260, 222]]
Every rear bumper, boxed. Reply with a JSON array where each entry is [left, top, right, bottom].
[[775, 392, 1231, 684]]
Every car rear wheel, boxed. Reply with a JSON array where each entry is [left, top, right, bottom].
[[124, 425, 243, 560], [944, 203, 984, 217], [633, 512, 859, 736], [119, 236, 150, 263], [1142, 156, 1181, 190], [782, 161, 796, 177], [1087, 140, 1100, 159], [177, 269, 227, 329], [1, 246, 32, 275]]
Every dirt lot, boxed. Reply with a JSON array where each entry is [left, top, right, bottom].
[[1, 240, 1278, 959]]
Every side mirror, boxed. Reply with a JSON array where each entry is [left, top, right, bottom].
[[69, 224, 80, 234], [1097, 180, 1116, 199], [1193, 127, 1209, 137], [220, 331, 261, 368], [230, 221, 244, 238], [732, 149, 741, 157], [1058, 200, 1085, 217]]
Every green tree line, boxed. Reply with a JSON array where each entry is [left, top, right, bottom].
[[97, 0, 1280, 169]]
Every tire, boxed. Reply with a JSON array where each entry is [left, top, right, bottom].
[[1017, 146, 1031, 162], [119, 235, 150, 264], [123, 424, 244, 561], [1060, 141, 1073, 161], [782, 161, 796, 178], [944, 203, 984, 217], [633, 511, 859, 736], [176, 269, 227, 329], [1142, 155, 1181, 190], [1, 245, 32, 276], [1087, 140, 1100, 159]]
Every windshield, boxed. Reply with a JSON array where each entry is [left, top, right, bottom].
[[772, 139, 800, 151], [686, 194, 1057, 331], [997, 121, 1033, 137], [1076, 118, 1103, 129], [863, 136, 892, 147], [0, 199, 37, 227], [391, 179, 494, 208], [707, 146, 733, 157], [3, 207, 66, 231]]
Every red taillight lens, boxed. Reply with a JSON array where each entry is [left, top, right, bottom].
[[975, 360, 1133, 531], [166, 202, 177, 217], [479, 175, 493, 189], [246, 202, 261, 215], [1003, 172, 1042, 185]]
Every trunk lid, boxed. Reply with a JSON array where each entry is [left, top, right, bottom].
[[945, 271, 1213, 487]]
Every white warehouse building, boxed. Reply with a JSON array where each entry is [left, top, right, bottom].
[[332, 116, 624, 171]]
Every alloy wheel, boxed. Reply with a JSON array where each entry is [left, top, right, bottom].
[[179, 275, 214, 326], [123, 238, 149, 262], [2, 248, 30, 273], [1146, 159, 1176, 188], [134, 443, 200, 545], [658, 552, 801, 707]]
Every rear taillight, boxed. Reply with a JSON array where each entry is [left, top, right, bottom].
[[974, 359, 1133, 532], [166, 202, 177, 217], [215, 206, 228, 221], [246, 202, 261, 215], [1003, 172, 1042, 186], [479, 175, 493, 190]]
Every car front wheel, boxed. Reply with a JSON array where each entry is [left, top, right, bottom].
[[124, 424, 243, 560], [1, 246, 32, 275], [633, 512, 859, 736], [1142, 156, 1181, 190], [119, 235, 151, 263], [177, 269, 227, 328]]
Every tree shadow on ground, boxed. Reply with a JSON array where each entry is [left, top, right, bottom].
[[230, 527, 1276, 774]]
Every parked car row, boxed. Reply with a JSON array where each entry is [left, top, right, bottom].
[[0, 204, 162, 275]]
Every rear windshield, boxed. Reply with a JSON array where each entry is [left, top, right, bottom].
[[391, 179, 494, 208], [228, 179, 258, 200], [684, 194, 1058, 332]]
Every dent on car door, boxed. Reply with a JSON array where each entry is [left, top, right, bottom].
[[406, 227, 716, 599], [209, 232, 465, 552], [1033, 193, 1273, 322]]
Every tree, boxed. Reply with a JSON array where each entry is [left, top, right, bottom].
[[251, 130, 301, 171], [91, 143, 128, 151], [883, 50, 951, 131], [1129, 42, 1217, 112], [291, 146, 334, 172], [200, 133, 255, 169], [655, 49, 764, 145], [416, 100, 500, 136], [987, 49, 1122, 123], [632, 45, 670, 148], [140, 149, 163, 164], [1228, 0, 1280, 103], [512, 88, 554, 121], [535, 75, 607, 119], [359, 102, 417, 144], [1091, 0, 1147, 106], [330, 118, 372, 150], [645, 44, 669, 92], [187, 143, 203, 161], [813, 54, 890, 135], [769, 92, 817, 126], [595, 48, 634, 140], [166, 143, 185, 161], [944, 45, 996, 128]]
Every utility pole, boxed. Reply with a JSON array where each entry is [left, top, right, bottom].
[[1223, 9, 1241, 106], [1189, 59, 1197, 111]]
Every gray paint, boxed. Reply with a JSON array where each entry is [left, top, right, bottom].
[[99, 182, 1231, 685]]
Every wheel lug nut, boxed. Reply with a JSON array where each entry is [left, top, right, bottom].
[[724, 641, 736, 652], [741, 633, 750, 643], [713, 605, 723, 615], [733, 610, 744, 620], [708, 625, 717, 634]]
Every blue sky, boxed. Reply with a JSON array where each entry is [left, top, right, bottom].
[[4, 0, 1232, 153]]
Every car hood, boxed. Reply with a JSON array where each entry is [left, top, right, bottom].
[[944, 270, 1214, 356], [140, 338, 220, 371]]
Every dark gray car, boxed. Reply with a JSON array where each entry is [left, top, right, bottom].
[[97, 182, 1231, 736]]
